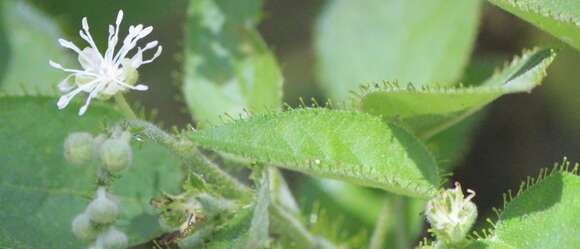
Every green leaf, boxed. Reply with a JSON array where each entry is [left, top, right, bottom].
[[357, 48, 556, 137], [0, 96, 182, 248], [427, 113, 484, 171], [464, 240, 515, 249], [0, 0, 73, 96], [183, 0, 283, 126], [488, 0, 580, 51], [465, 168, 580, 249], [189, 108, 439, 198], [315, 0, 481, 100]]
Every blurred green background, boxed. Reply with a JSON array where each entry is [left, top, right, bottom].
[[2, 0, 580, 246]]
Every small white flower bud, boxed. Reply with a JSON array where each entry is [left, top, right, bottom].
[[71, 212, 98, 240], [100, 134, 132, 173], [64, 132, 94, 165], [96, 227, 128, 249], [87, 243, 102, 249], [87, 187, 119, 224], [425, 182, 477, 246]]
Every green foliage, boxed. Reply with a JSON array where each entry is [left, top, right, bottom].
[[1, 0, 579, 247], [489, 0, 580, 50], [357, 48, 556, 137], [189, 108, 439, 197], [183, 169, 270, 249], [0, 96, 182, 248], [301, 179, 384, 226], [0, 0, 72, 96], [315, 0, 481, 100], [427, 113, 483, 171], [183, 0, 283, 126], [463, 167, 580, 249], [492, 169, 579, 248]]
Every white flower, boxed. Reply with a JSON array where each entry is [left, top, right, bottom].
[[49, 10, 162, 115], [425, 182, 477, 245]]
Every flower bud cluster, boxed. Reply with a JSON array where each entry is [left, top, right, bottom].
[[65, 129, 133, 248], [425, 182, 478, 247], [63, 131, 133, 174], [72, 187, 128, 249]]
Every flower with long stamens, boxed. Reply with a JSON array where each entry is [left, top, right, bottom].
[[425, 182, 477, 246], [49, 10, 162, 115]]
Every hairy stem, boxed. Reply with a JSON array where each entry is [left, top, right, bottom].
[[114, 94, 138, 120], [369, 198, 393, 249], [120, 119, 250, 199]]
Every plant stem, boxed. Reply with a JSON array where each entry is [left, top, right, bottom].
[[120, 119, 250, 199], [114, 94, 138, 120], [369, 198, 393, 249], [271, 204, 335, 249], [394, 195, 409, 249]]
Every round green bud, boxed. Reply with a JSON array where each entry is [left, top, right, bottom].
[[96, 227, 128, 249], [64, 132, 94, 165], [87, 187, 119, 224], [100, 135, 132, 174], [71, 212, 98, 241]]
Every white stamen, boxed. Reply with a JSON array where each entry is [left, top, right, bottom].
[[142, 46, 162, 64], [111, 78, 148, 91], [116, 10, 124, 25], [57, 74, 75, 92]]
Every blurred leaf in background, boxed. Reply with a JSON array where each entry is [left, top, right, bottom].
[[315, 0, 481, 101], [183, 0, 283, 126], [0, 0, 72, 95]]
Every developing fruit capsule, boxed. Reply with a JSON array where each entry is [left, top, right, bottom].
[[96, 227, 128, 249], [71, 212, 98, 240], [64, 132, 94, 165], [87, 187, 119, 224], [100, 133, 133, 173]]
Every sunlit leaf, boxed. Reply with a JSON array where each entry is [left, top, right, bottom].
[[357, 48, 556, 138], [489, 0, 580, 50], [465, 168, 580, 249], [189, 108, 439, 197]]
